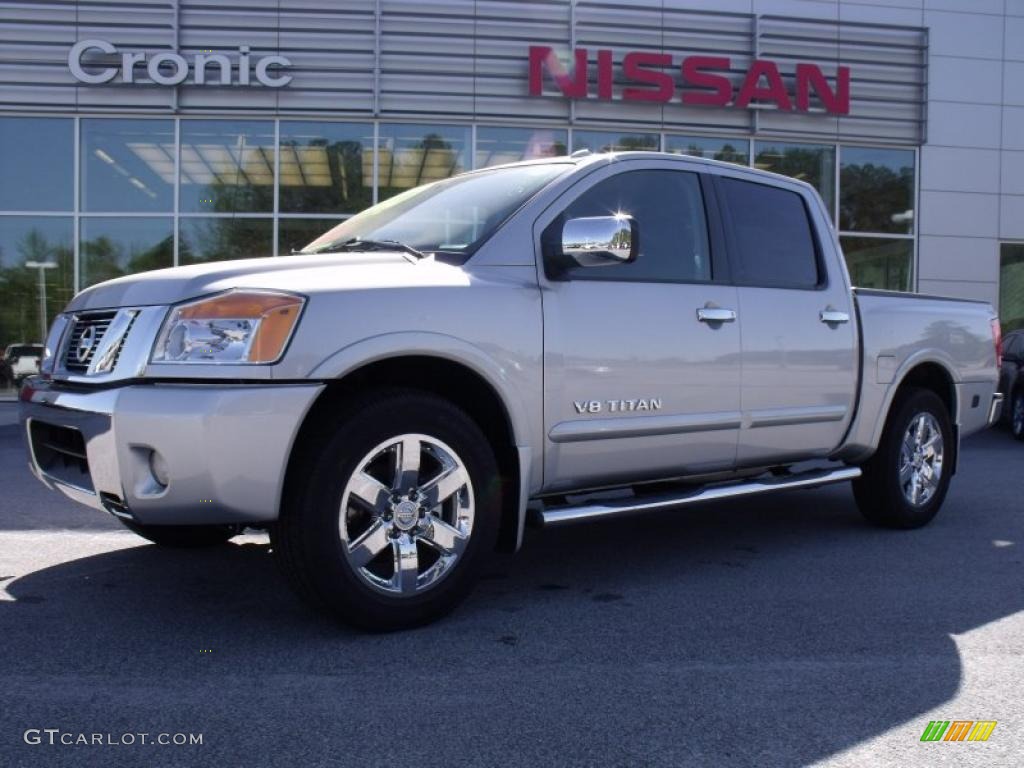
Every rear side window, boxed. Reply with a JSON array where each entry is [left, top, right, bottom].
[[719, 177, 821, 289], [545, 169, 711, 283]]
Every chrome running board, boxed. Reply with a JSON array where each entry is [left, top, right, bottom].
[[538, 466, 862, 527]]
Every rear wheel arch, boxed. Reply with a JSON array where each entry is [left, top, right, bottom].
[[894, 361, 957, 423], [877, 360, 959, 471], [284, 355, 523, 553]]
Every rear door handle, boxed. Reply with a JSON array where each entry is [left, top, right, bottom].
[[696, 307, 737, 323], [820, 309, 850, 324]]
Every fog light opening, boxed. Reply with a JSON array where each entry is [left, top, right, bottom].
[[149, 449, 169, 488]]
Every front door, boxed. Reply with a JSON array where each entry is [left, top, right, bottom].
[[539, 165, 741, 492]]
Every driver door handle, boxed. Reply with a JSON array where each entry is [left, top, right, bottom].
[[697, 307, 737, 323]]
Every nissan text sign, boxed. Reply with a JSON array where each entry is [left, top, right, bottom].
[[528, 45, 851, 115]]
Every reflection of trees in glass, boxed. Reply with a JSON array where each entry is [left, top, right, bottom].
[[279, 138, 372, 214], [583, 134, 658, 152], [681, 142, 747, 164], [0, 230, 73, 346], [842, 238, 912, 292], [756, 146, 834, 209], [379, 132, 467, 200], [840, 162, 914, 234], [81, 234, 173, 286], [180, 219, 272, 263]]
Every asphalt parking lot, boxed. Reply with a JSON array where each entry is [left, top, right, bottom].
[[1, 401, 1021, 767]]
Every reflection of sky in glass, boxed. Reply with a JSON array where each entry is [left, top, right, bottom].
[[0, 118, 73, 211], [0, 217, 72, 267]]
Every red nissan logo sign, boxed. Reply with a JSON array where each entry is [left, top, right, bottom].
[[528, 45, 851, 115]]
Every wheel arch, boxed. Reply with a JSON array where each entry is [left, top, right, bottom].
[[874, 358, 960, 472], [290, 336, 534, 552]]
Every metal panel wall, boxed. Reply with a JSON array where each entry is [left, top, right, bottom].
[[0, 0, 927, 144]]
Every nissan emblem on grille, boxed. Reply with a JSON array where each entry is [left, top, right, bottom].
[[75, 326, 96, 362]]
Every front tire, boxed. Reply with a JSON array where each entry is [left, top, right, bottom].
[[272, 390, 501, 631], [853, 388, 953, 529], [120, 520, 238, 548]]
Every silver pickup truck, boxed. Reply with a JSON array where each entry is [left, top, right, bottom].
[[20, 151, 1003, 629]]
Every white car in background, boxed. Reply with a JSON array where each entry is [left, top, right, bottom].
[[4, 344, 44, 387]]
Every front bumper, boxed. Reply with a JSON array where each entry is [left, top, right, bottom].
[[20, 378, 323, 525]]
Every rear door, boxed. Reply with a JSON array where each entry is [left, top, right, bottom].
[[538, 164, 741, 491], [714, 175, 858, 466]]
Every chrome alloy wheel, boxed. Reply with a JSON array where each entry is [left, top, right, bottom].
[[898, 412, 944, 506], [339, 433, 474, 596]]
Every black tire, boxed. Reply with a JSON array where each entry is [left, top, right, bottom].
[[120, 519, 238, 548], [271, 389, 502, 631], [1010, 389, 1024, 441], [852, 388, 954, 529]]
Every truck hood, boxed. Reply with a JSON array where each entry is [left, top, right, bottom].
[[66, 252, 470, 311]]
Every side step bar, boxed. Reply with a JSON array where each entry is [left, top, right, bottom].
[[538, 466, 862, 527]]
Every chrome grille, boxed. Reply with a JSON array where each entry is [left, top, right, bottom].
[[63, 311, 117, 372]]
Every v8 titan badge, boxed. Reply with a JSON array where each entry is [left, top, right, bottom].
[[573, 398, 663, 414]]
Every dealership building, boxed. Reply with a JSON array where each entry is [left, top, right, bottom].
[[1, 0, 1023, 351]]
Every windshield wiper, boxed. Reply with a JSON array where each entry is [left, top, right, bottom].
[[307, 237, 427, 261]]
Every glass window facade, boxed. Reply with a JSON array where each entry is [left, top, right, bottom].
[[179, 218, 273, 264], [476, 126, 567, 168], [0, 114, 924, 352], [179, 120, 275, 213], [279, 122, 373, 215], [1000, 243, 1024, 333], [0, 117, 73, 211], [0, 217, 74, 348], [665, 135, 749, 166], [840, 147, 915, 235], [376, 124, 470, 202], [81, 119, 175, 212], [80, 218, 174, 288], [754, 141, 836, 214], [841, 237, 913, 293], [572, 130, 659, 153]]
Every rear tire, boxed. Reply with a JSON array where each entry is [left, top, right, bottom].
[[271, 389, 501, 631], [853, 388, 953, 529], [1010, 389, 1024, 441], [120, 520, 238, 548]]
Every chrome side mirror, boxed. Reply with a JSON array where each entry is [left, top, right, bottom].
[[561, 215, 637, 267]]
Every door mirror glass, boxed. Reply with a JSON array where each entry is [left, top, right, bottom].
[[561, 215, 636, 267]]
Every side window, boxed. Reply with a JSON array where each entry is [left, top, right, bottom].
[[719, 177, 821, 289], [544, 169, 711, 282]]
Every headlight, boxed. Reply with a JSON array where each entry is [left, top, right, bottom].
[[151, 289, 305, 364]]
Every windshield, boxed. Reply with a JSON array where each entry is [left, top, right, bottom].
[[300, 163, 570, 258]]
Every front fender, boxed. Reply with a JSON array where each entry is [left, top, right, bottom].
[[308, 331, 532, 447]]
